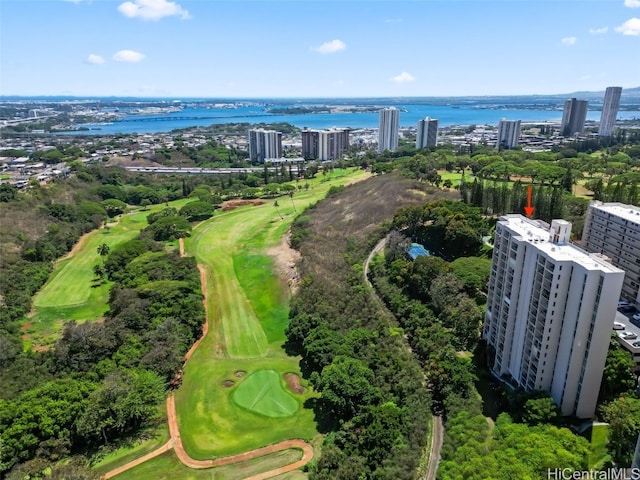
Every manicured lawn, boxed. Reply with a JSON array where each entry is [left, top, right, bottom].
[[113, 448, 303, 480], [585, 424, 610, 469], [92, 409, 169, 476], [25, 200, 191, 346], [232, 370, 299, 418], [177, 168, 369, 459]]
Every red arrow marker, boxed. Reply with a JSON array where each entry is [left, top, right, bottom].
[[524, 185, 534, 218]]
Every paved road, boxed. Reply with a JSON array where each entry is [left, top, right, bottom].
[[363, 235, 444, 480], [363, 236, 387, 288], [425, 415, 443, 480]]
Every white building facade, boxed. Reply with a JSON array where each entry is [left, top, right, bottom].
[[416, 117, 438, 149], [496, 119, 521, 149], [582, 201, 640, 304], [484, 215, 624, 418], [598, 86, 623, 137], [378, 108, 399, 153], [248, 128, 282, 163]]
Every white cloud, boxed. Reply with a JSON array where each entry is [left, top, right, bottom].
[[87, 54, 105, 64], [391, 72, 416, 84], [561, 36, 577, 45], [589, 26, 608, 34], [113, 50, 145, 63], [625, 0, 640, 8], [117, 0, 190, 20], [615, 17, 640, 35], [310, 39, 346, 54]]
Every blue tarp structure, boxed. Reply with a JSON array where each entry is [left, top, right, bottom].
[[407, 243, 430, 260]]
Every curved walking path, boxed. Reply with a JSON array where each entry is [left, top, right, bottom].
[[364, 235, 444, 480], [102, 238, 313, 479]]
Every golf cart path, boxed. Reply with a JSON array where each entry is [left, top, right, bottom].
[[102, 239, 313, 479]]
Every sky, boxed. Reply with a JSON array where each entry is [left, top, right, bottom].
[[1, 0, 639, 98]]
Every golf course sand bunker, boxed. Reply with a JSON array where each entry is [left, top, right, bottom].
[[235, 370, 246, 377], [222, 380, 235, 388], [232, 370, 298, 418], [284, 373, 305, 394]]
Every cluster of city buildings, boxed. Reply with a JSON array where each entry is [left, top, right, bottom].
[[483, 201, 640, 419], [246, 86, 622, 162]]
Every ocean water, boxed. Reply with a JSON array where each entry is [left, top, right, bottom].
[[64, 103, 640, 136]]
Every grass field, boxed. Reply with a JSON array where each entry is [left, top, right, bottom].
[[112, 448, 304, 480], [232, 370, 299, 418], [176, 168, 369, 460], [585, 424, 610, 469], [24, 199, 191, 347], [92, 408, 170, 476]]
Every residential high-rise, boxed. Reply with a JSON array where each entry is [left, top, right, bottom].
[[581, 201, 640, 304], [416, 117, 438, 149], [378, 108, 399, 153], [560, 98, 589, 137], [496, 119, 521, 149], [302, 128, 350, 161], [248, 128, 282, 162], [301, 129, 319, 160], [598, 87, 623, 137], [484, 215, 624, 418]]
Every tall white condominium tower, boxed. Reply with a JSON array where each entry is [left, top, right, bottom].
[[248, 128, 282, 163], [416, 117, 438, 149], [581, 201, 640, 304], [378, 108, 399, 153], [598, 86, 623, 137], [496, 119, 522, 149], [560, 98, 589, 137], [484, 215, 624, 418]]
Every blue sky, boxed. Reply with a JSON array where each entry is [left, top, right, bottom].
[[1, 0, 639, 97]]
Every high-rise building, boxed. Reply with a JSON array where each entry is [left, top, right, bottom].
[[301, 129, 319, 160], [302, 128, 350, 161], [598, 87, 623, 137], [484, 215, 624, 418], [416, 117, 438, 149], [496, 119, 521, 149], [248, 128, 282, 162], [633, 434, 640, 470], [378, 108, 399, 153], [581, 201, 640, 304], [560, 98, 589, 137]]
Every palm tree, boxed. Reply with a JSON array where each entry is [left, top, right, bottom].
[[97, 243, 110, 259], [288, 191, 296, 212], [274, 200, 283, 220]]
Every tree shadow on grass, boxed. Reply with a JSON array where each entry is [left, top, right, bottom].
[[304, 397, 339, 434]]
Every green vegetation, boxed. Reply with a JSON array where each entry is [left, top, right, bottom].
[[25, 201, 190, 346], [585, 424, 610, 470], [285, 174, 454, 479], [112, 449, 304, 480], [175, 168, 369, 461], [232, 370, 299, 418]]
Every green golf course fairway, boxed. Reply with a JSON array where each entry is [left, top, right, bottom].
[[112, 448, 304, 480], [25, 199, 191, 346], [232, 370, 299, 418], [176, 168, 369, 460]]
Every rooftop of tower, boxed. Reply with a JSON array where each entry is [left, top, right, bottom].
[[498, 214, 624, 273]]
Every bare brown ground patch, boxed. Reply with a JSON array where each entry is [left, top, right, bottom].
[[223, 380, 235, 388], [284, 373, 305, 395], [221, 199, 266, 211], [235, 370, 246, 378], [266, 232, 301, 295]]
